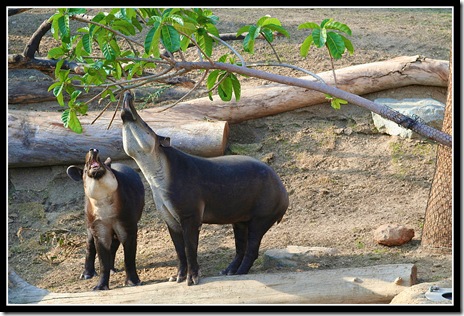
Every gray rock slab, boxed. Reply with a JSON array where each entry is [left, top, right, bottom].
[[372, 98, 445, 139]]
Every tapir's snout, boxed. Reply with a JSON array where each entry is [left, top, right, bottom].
[[121, 91, 137, 122], [85, 148, 106, 179]]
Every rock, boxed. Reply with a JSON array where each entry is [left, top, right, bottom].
[[390, 278, 453, 305], [263, 245, 339, 268], [372, 98, 445, 139], [373, 223, 415, 246]]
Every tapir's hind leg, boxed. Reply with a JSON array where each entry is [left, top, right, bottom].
[[120, 227, 141, 287], [235, 216, 279, 275], [110, 236, 120, 274], [221, 222, 248, 275]]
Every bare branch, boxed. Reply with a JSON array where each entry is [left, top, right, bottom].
[[174, 60, 452, 148]]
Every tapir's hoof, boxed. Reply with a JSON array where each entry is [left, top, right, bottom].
[[169, 274, 187, 283], [187, 275, 200, 286], [219, 269, 236, 276], [80, 271, 97, 280], [92, 284, 110, 291], [125, 278, 142, 287]]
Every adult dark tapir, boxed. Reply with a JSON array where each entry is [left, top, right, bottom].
[[66, 148, 145, 290], [120, 90, 289, 286]]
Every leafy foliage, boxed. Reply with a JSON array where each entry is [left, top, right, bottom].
[[298, 18, 353, 60], [236, 15, 289, 54], [298, 18, 354, 109], [45, 8, 352, 133]]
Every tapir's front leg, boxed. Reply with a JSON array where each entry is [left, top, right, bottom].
[[182, 218, 201, 286], [167, 226, 188, 283], [92, 223, 114, 290], [81, 229, 98, 280]]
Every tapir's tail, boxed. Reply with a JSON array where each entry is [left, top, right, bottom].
[[275, 190, 289, 225]]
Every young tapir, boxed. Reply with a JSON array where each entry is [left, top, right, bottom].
[[66, 148, 145, 290], [120, 91, 289, 286]]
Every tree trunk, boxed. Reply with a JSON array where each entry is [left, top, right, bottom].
[[8, 264, 417, 305], [421, 51, 453, 251]]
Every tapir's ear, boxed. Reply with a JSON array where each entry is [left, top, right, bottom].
[[66, 166, 83, 181], [158, 135, 171, 147], [104, 157, 112, 167]]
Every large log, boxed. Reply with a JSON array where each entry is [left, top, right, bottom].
[[7, 56, 448, 168], [7, 110, 229, 168], [7, 264, 417, 305], [157, 55, 449, 123]]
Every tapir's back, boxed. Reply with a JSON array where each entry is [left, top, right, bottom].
[[164, 148, 288, 224]]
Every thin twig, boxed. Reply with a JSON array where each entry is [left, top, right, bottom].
[[207, 32, 246, 67], [107, 92, 124, 129], [157, 69, 209, 113], [91, 99, 113, 125], [246, 62, 326, 84]]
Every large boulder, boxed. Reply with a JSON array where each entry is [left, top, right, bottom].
[[372, 98, 445, 139]]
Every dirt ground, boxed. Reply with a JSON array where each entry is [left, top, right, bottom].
[[7, 7, 454, 299]]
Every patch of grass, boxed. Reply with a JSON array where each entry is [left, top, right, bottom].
[[355, 239, 365, 249], [228, 143, 263, 155]]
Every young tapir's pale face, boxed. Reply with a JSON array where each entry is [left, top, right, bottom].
[[120, 91, 158, 160], [82, 149, 118, 202]]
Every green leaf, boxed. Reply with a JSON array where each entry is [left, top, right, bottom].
[[260, 28, 274, 43], [206, 70, 220, 90], [325, 94, 348, 110], [109, 38, 121, 56], [174, 22, 196, 36], [112, 20, 136, 36], [260, 17, 282, 27], [57, 15, 70, 43], [47, 82, 61, 92], [53, 85, 65, 106], [236, 25, 251, 37], [196, 29, 213, 57], [298, 22, 320, 30], [325, 21, 352, 36], [230, 73, 241, 102], [218, 75, 232, 101], [326, 32, 345, 60], [144, 22, 161, 56], [50, 13, 62, 41], [320, 18, 333, 28], [67, 8, 86, 16], [70, 90, 82, 101], [312, 28, 326, 48], [161, 24, 180, 53], [62, 109, 83, 133], [263, 24, 290, 38], [243, 25, 258, 53], [75, 102, 89, 115], [47, 47, 65, 59], [101, 42, 116, 61], [300, 35, 313, 57], [341, 35, 354, 55], [82, 34, 92, 54]]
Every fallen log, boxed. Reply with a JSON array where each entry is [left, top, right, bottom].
[[7, 56, 449, 168], [7, 110, 229, 168], [159, 55, 448, 123], [7, 263, 417, 305]]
